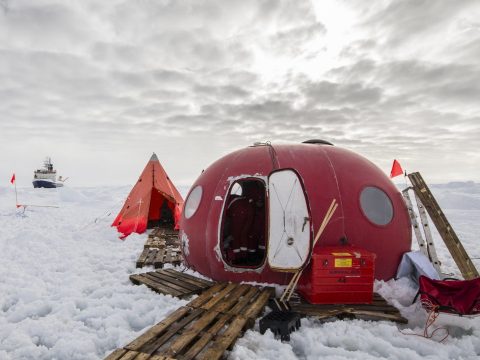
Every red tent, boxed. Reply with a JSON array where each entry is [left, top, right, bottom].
[[112, 153, 184, 239]]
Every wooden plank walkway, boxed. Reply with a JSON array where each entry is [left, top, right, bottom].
[[288, 292, 408, 324], [105, 283, 274, 360], [130, 269, 214, 299], [136, 227, 182, 268]]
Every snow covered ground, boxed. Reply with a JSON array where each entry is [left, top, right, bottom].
[[0, 183, 479, 360]]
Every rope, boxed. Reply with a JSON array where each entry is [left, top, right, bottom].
[[400, 299, 449, 342], [78, 197, 125, 231]]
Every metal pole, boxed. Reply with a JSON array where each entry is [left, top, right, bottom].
[[14, 180, 18, 207]]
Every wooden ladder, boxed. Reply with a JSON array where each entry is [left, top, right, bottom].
[[408, 172, 479, 280]]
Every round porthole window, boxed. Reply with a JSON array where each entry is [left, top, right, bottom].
[[184, 186, 203, 219], [360, 186, 393, 226]]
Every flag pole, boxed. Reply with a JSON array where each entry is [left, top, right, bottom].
[[14, 180, 18, 207], [11, 172, 18, 207]]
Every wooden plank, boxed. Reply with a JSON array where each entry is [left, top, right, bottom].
[[227, 287, 260, 316], [130, 352, 174, 360], [104, 348, 129, 360], [131, 270, 215, 299], [200, 283, 238, 311], [292, 303, 399, 313], [130, 353, 151, 360], [198, 315, 249, 360], [163, 269, 213, 288], [179, 312, 235, 360], [165, 309, 221, 357], [242, 288, 272, 319], [106, 350, 140, 360], [146, 248, 158, 265], [123, 351, 143, 360], [289, 292, 407, 324], [147, 271, 200, 293], [164, 248, 173, 264], [145, 239, 166, 249], [209, 284, 251, 314], [186, 283, 228, 309], [153, 248, 166, 268], [150, 356, 175, 360], [140, 308, 204, 355], [344, 309, 408, 324], [136, 248, 150, 268], [144, 273, 194, 294], [129, 274, 183, 298], [151, 270, 210, 289], [126, 307, 191, 351]]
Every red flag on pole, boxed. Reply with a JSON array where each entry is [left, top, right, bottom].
[[10, 173, 15, 184], [390, 160, 404, 178]]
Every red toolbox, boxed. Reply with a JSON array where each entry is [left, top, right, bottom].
[[297, 246, 376, 304]]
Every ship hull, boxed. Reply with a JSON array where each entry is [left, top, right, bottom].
[[33, 180, 63, 188]]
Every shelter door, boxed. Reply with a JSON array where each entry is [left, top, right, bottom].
[[267, 169, 311, 271]]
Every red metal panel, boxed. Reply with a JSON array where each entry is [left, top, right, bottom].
[[298, 246, 376, 304]]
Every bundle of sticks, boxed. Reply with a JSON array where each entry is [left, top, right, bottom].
[[280, 198, 338, 303]]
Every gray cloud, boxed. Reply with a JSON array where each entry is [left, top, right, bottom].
[[0, 0, 479, 186], [363, 0, 479, 47], [302, 80, 383, 107]]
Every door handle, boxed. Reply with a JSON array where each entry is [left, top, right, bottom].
[[302, 216, 309, 232]]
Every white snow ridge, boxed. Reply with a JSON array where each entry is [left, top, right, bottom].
[[1, 184, 480, 359]]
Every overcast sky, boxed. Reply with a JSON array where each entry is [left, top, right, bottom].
[[1, 0, 480, 187]]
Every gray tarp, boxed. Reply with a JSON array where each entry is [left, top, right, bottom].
[[396, 251, 441, 285]]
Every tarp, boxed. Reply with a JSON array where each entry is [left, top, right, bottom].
[[112, 153, 184, 239], [396, 251, 440, 285], [418, 275, 480, 315]]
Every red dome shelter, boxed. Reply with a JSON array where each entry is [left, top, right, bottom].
[[180, 142, 411, 284]]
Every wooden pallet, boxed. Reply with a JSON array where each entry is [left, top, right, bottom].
[[136, 247, 182, 268], [130, 269, 214, 299], [106, 283, 274, 360], [146, 232, 180, 249], [149, 227, 179, 239], [288, 292, 408, 324], [408, 172, 479, 280], [137, 228, 182, 268]]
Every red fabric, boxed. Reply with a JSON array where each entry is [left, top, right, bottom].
[[390, 159, 404, 178], [173, 204, 182, 230], [10, 173, 15, 184], [226, 197, 254, 259], [112, 154, 184, 239], [244, 185, 265, 252], [419, 275, 480, 315]]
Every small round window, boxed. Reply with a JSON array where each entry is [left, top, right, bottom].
[[360, 186, 393, 226], [184, 186, 203, 219]]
